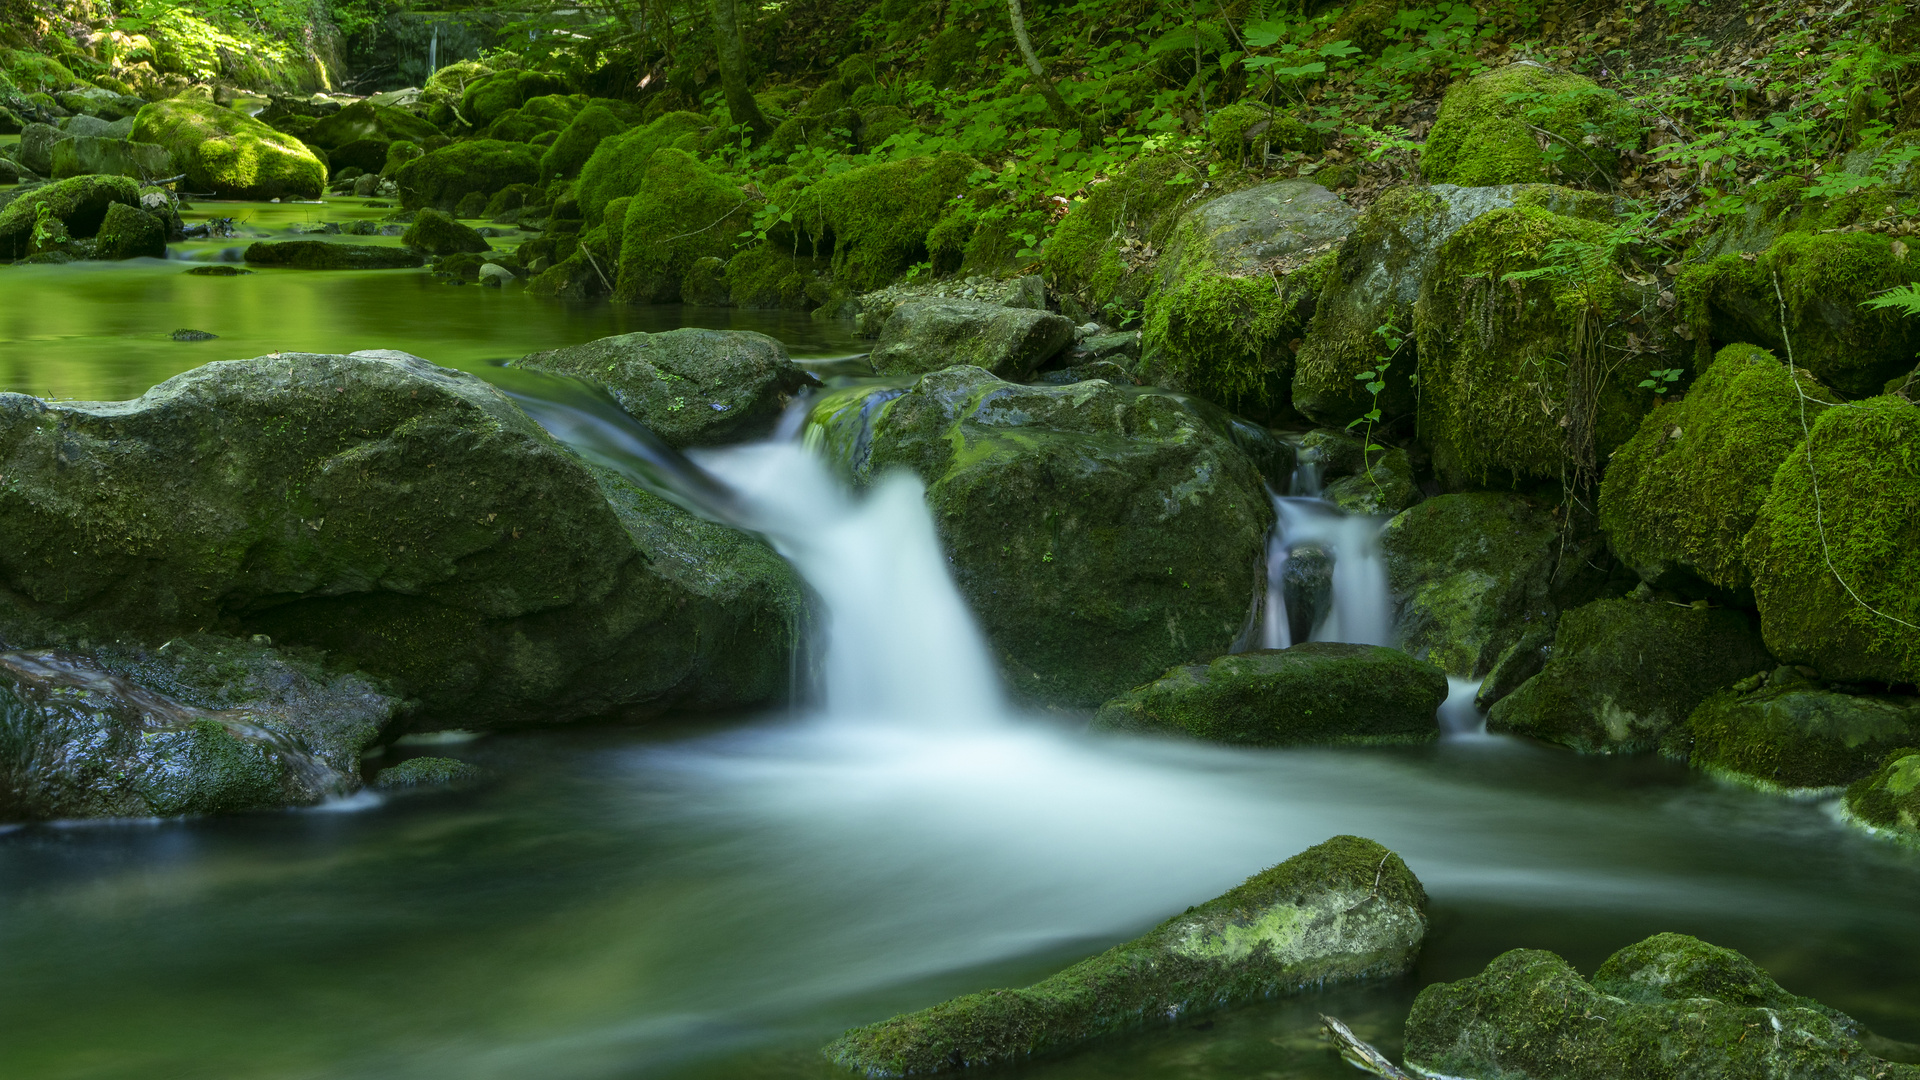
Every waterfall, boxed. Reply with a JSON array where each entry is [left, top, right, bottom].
[[428, 25, 438, 78], [1260, 493, 1394, 650], [1437, 676, 1490, 737]]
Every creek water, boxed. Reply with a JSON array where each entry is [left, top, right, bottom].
[[3, 213, 1920, 1080]]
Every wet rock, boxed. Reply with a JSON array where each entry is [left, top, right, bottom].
[[1680, 669, 1920, 793], [373, 756, 485, 790], [1488, 596, 1774, 753], [1404, 933, 1908, 1080], [184, 265, 252, 276], [1028, 360, 1135, 386], [243, 240, 425, 270], [91, 201, 166, 260], [477, 262, 513, 286], [352, 172, 378, 197], [1092, 642, 1447, 746], [826, 835, 1427, 1075], [0, 173, 139, 259], [0, 351, 806, 729], [513, 329, 817, 448], [1844, 748, 1920, 844], [401, 207, 489, 255], [170, 329, 217, 341], [870, 299, 1074, 380], [1056, 328, 1141, 369], [1322, 447, 1420, 517], [811, 367, 1272, 707], [1280, 542, 1333, 642], [131, 98, 324, 201]]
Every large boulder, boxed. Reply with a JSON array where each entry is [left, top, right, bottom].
[[810, 366, 1272, 707], [401, 207, 489, 255], [1046, 152, 1215, 317], [512, 330, 816, 448], [1681, 668, 1920, 793], [49, 135, 169, 180], [131, 98, 325, 201], [1844, 748, 1920, 844], [1488, 596, 1773, 753], [826, 836, 1427, 1075], [244, 240, 425, 269], [459, 69, 569, 127], [1745, 395, 1920, 684], [304, 100, 440, 151], [612, 149, 744, 304], [777, 151, 979, 292], [1092, 642, 1447, 746], [392, 139, 540, 213], [0, 352, 805, 729], [93, 200, 167, 260], [1404, 933, 1907, 1080], [540, 103, 627, 183], [869, 300, 1073, 380], [60, 113, 137, 139], [0, 173, 140, 259], [0, 636, 397, 822], [1599, 343, 1837, 595], [17, 121, 61, 176], [485, 94, 583, 143], [1420, 63, 1643, 189], [574, 110, 707, 222]]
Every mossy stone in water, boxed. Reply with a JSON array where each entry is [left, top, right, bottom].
[[0, 173, 139, 259], [131, 98, 324, 201], [392, 139, 540, 213], [1844, 748, 1920, 844], [374, 756, 485, 789], [612, 149, 743, 304], [1092, 642, 1447, 747], [1682, 674, 1920, 793], [1421, 63, 1643, 188], [1745, 395, 1920, 684], [1488, 596, 1773, 753], [825, 835, 1427, 1076], [243, 240, 425, 269], [403, 207, 489, 255], [93, 201, 166, 260], [870, 299, 1074, 381]]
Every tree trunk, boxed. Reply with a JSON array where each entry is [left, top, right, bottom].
[[1004, 0, 1080, 131], [710, 0, 772, 141]]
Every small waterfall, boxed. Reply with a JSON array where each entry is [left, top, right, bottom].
[[1438, 676, 1490, 737], [428, 25, 438, 78], [1260, 494, 1394, 650]]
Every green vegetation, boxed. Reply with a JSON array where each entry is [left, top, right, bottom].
[[132, 98, 324, 200]]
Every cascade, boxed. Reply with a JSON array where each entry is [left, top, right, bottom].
[[1258, 447, 1394, 651]]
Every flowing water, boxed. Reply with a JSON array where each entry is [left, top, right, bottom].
[[3, 237, 1920, 1080]]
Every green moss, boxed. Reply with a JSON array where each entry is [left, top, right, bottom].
[[1593, 932, 1846, 1016], [1746, 395, 1920, 683], [539, 104, 627, 183], [1677, 230, 1920, 398], [0, 49, 80, 92], [1844, 748, 1920, 841], [783, 152, 980, 293], [574, 111, 708, 223], [403, 208, 490, 256], [131, 98, 324, 202], [486, 93, 584, 143], [380, 140, 422, 178], [1046, 152, 1216, 316], [1142, 250, 1330, 418], [0, 174, 140, 259], [1683, 677, 1920, 793], [392, 139, 541, 212], [93, 201, 167, 260], [461, 69, 570, 126], [1207, 102, 1322, 162], [1421, 64, 1644, 188], [1599, 344, 1838, 592], [374, 755, 485, 789], [726, 242, 823, 309], [825, 836, 1426, 1076], [307, 102, 441, 151], [612, 149, 744, 304], [920, 26, 978, 88]]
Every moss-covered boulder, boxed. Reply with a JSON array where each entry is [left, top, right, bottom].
[[1681, 669, 1920, 794], [511, 330, 816, 448], [782, 152, 980, 293], [0, 638, 398, 822], [243, 240, 425, 269], [574, 110, 707, 222], [93, 201, 166, 260], [1404, 934, 1909, 1080], [1415, 202, 1676, 487], [1488, 596, 1773, 753], [1599, 344, 1837, 595], [540, 103, 626, 183], [1421, 63, 1643, 188], [870, 300, 1074, 380], [825, 835, 1427, 1075], [485, 94, 583, 144], [305, 101, 441, 151], [0, 352, 804, 729], [1318, 444, 1421, 517], [401, 207, 489, 256], [131, 98, 324, 201], [612, 149, 744, 304], [1381, 493, 1604, 679], [1678, 230, 1920, 399], [48, 135, 170, 180], [1092, 642, 1446, 746], [460, 69, 569, 127], [373, 756, 485, 790], [392, 139, 541, 213], [1207, 102, 1323, 161], [0, 173, 139, 259], [810, 367, 1271, 707], [1746, 395, 1920, 684], [1844, 748, 1920, 845], [1046, 152, 1228, 316]]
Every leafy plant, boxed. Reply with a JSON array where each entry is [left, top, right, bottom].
[[1638, 367, 1684, 395], [1863, 283, 1920, 318], [1343, 319, 1407, 494]]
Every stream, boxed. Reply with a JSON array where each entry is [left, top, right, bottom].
[[2, 206, 1919, 1080]]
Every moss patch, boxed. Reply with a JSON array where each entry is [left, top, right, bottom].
[[540, 103, 627, 184], [782, 152, 980, 293], [1421, 63, 1643, 188], [575, 111, 708, 223], [611, 149, 745, 304], [1844, 748, 1920, 843], [392, 139, 541, 213], [0, 174, 140, 259], [1684, 674, 1920, 793], [131, 98, 324, 201]]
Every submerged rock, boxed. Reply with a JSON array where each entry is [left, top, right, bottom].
[[810, 366, 1271, 707], [1844, 748, 1920, 845], [513, 329, 817, 448], [825, 835, 1427, 1076], [1681, 670, 1920, 793], [1404, 932, 1915, 1080], [373, 756, 485, 790], [1488, 596, 1773, 753], [870, 299, 1074, 380], [243, 240, 425, 270], [1092, 642, 1447, 746]]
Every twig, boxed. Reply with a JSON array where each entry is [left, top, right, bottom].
[[582, 247, 613, 292], [1321, 1015, 1412, 1079]]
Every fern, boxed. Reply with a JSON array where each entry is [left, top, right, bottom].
[[1863, 283, 1920, 318]]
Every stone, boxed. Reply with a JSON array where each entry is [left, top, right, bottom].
[[392, 139, 540, 213], [184, 265, 252, 276], [353, 172, 378, 197], [0, 173, 140, 259], [1028, 360, 1135, 386], [1162, 180, 1356, 279], [17, 121, 62, 176], [1003, 273, 1047, 310], [93, 201, 166, 259], [1420, 63, 1642, 188], [170, 329, 217, 341], [1844, 749, 1920, 845], [59, 113, 135, 139], [1322, 446, 1420, 517], [1488, 596, 1774, 753], [810, 367, 1272, 707], [1091, 642, 1448, 746], [243, 240, 426, 270], [0, 158, 29, 184], [0, 351, 805, 729], [305, 101, 440, 151], [401, 207, 489, 255], [477, 262, 513, 286], [512, 329, 817, 448], [826, 836, 1427, 1076], [870, 300, 1074, 380], [130, 98, 325, 201], [1680, 669, 1920, 793], [373, 756, 485, 790]]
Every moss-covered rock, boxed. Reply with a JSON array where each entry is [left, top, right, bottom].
[[1745, 395, 1920, 684], [724, 242, 826, 309], [48, 135, 171, 180], [1207, 102, 1323, 162], [1404, 933, 1911, 1080], [306, 101, 441, 151], [1381, 493, 1604, 679], [243, 240, 425, 269], [402, 207, 490, 255], [460, 69, 569, 127], [825, 835, 1427, 1075], [511, 329, 816, 447], [93, 201, 166, 260], [1046, 152, 1235, 317], [1421, 63, 1643, 188], [1092, 642, 1446, 746], [1844, 748, 1920, 845], [612, 149, 744, 304], [392, 139, 541, 213], [539, 103, 627, 184], [0, 352, 805, 729], [1321, 446, 1420, 517], [0, 173, 140, 259], [1599, 344, 1837, 594], [485, 94, 583, 144], [810, 367, 1271, 707], [1488, 596, 1773, 753], [381, 139, 423, 178], [870, 300, 1074, 380], [574, 110, 707, 222], [1681, 669, 1920, 794], [782, 152, 980, 294], [373, 755, 485, 789], [1678, 230, 1920, 399], [131, 98, 324, 201]]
